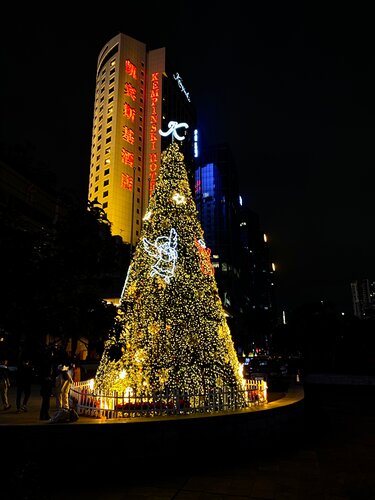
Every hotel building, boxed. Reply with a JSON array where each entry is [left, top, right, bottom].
[[88, 33, 197, 246]]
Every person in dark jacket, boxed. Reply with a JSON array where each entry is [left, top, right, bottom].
[[16, 358, 33, 413], [39, 367, 53, 420], [0, 359, 11, 410]]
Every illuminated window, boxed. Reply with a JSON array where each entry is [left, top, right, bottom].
[[105, 147, 110, 154], [108, 106, 113, 113]]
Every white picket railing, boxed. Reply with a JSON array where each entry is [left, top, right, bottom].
[[69, 379, 267, 419]]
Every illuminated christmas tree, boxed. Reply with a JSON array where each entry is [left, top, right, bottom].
[[95, 141, 246, 399]]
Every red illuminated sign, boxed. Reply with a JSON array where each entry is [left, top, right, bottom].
[[124, 82, 136, 101], [121, 172, 134, 191], [122, 126, 135, 145], [148, 72, 160, 195], [123, 103, 136, 122], [121, 148, 134, 168], [125, 60, 137, 80]]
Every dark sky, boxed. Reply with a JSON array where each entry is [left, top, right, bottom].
[[1, 4, 375, 314]]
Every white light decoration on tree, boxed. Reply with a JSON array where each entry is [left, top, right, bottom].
[[172, 192, 186, 204], [143, 210, 152, 221], [159, 121, 189, 141], [143, 228, 178, 284]]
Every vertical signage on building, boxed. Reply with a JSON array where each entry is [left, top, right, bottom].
[[121, 59, 138, 192], [148, 72, 160, 196]]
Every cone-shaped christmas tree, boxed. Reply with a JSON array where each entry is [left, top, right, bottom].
[[95, 141, 246, 399]]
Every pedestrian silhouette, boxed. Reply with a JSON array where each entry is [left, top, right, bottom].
[[16, 358, 33, 413], [0, 359, 12, 410]]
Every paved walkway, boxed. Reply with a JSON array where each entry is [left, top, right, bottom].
[[1, 382, 375, 500]]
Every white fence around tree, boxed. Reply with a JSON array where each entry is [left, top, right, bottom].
[[69, 379, 268, 419]]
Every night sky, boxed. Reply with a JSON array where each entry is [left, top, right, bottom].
[[1, 4, 375, 314]]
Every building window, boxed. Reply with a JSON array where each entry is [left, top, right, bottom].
[[106, 126, 112, 133], [105, 137, 111, 143], [94, 186, 98, 192], [107, 116, 112, 123], [103, 179, 109, 186], [103, 191, 108, 197], [109, 77, 115, 85], [136, 220, 139, 225], [96, 165, 100, 171], [103, 202, 108, 208], [108, 96, 114, 103], [95, 175, 99, 182], [104, 168, 110, 176], [108, 87, 114, 94], [105, 147, 111, 154]]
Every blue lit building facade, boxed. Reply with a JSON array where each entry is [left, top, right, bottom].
[[195, 144, 243, 351], [194, 143, 276, 355]]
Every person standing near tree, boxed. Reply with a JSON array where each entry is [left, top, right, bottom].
[[39, 366, 53, 420], [15, 358, 33, 413], [50, 364, 75, 423], [0, 359, 12, 411]]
